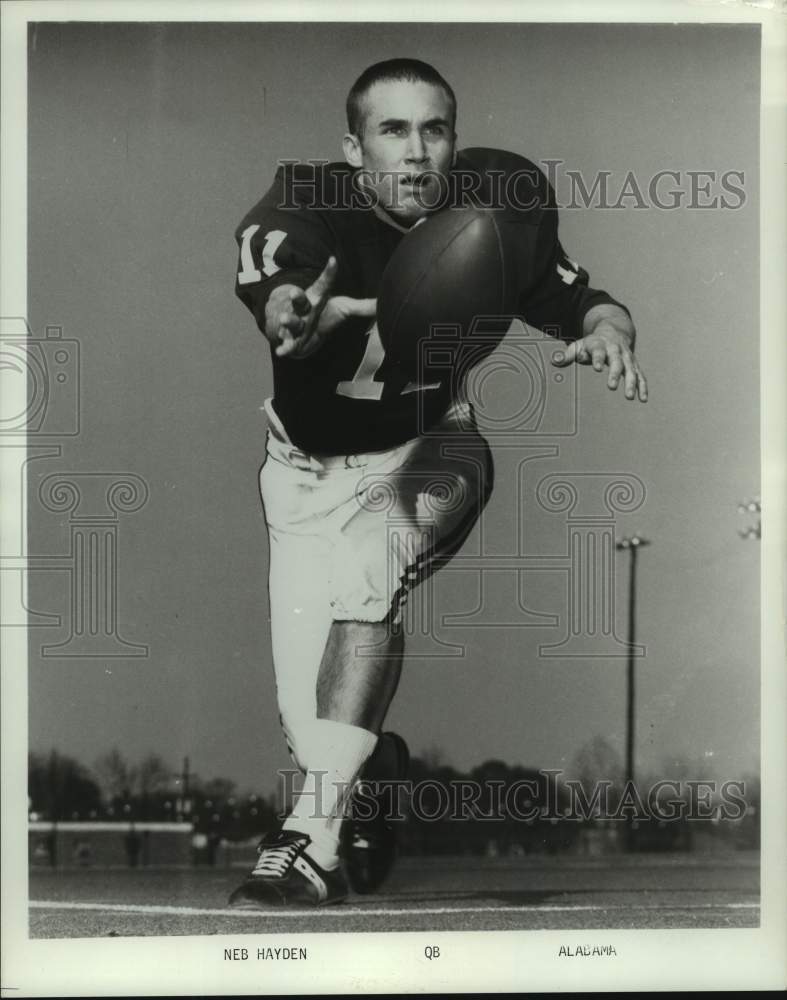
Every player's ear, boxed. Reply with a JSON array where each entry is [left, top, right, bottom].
[[452, 134, 458, 166], [343, 133, 363, 168]]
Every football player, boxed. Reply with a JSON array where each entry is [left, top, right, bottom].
[[229, 59, 648, 908]]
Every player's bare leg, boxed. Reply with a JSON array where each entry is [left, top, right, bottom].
[[317, 620, 407, 801], [316, 621, 403, 733]]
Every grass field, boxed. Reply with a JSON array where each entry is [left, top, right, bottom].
[[29, 851, 759, 937]]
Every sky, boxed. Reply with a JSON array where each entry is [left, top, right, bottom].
[[19, 21, 762, 796]]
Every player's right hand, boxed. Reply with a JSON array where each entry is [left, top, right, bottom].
[[264, 257, 377, 359]]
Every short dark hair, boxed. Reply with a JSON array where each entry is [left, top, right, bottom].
[[346, 58, 457, 138]]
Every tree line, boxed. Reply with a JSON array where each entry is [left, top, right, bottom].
[[27, 738, 759, 854]]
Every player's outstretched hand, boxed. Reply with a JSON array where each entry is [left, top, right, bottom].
[[552, 323, 648, 402], [264, 257, 377, 359]]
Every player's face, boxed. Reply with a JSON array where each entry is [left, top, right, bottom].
[[344, 80, 457, 223]]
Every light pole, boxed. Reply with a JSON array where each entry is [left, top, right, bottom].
[[173, 756, 192, 820], [616, 534, 650, 851]]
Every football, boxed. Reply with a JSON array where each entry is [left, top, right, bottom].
[[377, 207, 519, 379]]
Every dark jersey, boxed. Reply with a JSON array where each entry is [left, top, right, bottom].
[[235, 147, 628, 456]]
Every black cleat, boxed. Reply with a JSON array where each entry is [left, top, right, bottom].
[[341, 732, 410, 894], [228, 830, 348, 908]]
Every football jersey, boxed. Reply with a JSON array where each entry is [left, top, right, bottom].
[[235, 147, 628, 456]]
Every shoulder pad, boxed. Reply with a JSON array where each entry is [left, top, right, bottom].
[[457, 146, 543, 178]]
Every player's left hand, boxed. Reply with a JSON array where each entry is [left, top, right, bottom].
[[552, 323, 648, 402]]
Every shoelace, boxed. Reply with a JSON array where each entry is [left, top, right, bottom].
[[251, 838, 304, 878]]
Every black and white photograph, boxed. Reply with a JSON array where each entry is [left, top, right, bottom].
[[1, 1, 785, 995]]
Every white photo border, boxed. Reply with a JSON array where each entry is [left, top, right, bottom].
[[1, 0, 785, 995]]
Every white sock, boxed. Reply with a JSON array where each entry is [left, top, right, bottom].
[[283, 719, 378, 870]]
